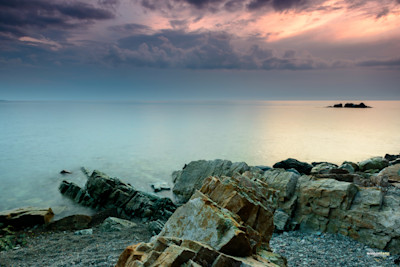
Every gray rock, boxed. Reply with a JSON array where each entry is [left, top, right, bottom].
[[99, 217, 137, 232], [150, 182, 171, 193], [339, 163, 355, 173], [172, 159, 249, 204], [274, 210, 290, 231], [74, 228, 93, 235], [148, 219, 165, 235], [310, 163, 338, 174], [359, 157, 389, 172], [273, 158, 313, 175]]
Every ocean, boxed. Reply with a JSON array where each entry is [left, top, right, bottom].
[[1, 100, 399, 217]]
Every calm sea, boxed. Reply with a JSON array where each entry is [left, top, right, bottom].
[[1, 101, 399, 216]]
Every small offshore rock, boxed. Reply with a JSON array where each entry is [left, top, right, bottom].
[[60, 170, 72, 174], [150, 182, 171, 193], [74, 228, 93, 235]]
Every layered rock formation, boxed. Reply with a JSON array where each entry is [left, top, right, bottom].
[[172, 159, 250, 204], [117, 175, 286, 266], [171, 158, 400, 255], [59, 170, 177, 222]]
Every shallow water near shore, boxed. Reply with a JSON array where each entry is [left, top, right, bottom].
[[1, 100, 399, 215]]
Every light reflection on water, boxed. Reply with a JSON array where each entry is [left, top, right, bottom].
[[0, 100, 399, 216]]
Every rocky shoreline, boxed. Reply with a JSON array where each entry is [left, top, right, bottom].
[[1, 153, 400, 266]]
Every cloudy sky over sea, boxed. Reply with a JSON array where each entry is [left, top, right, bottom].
[[1, 0, 399, 100]]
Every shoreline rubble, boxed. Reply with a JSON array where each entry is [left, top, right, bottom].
[[1, 153, 400, 266]]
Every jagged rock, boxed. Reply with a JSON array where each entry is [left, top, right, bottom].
[[199, 176, 276, 249], [273, 210, 290, 232], [59, 170, 177, 222], [262, 169, 299, 201], [0, 207, 54, 229], [116, 236, 284, 267], [342, 161, 359, 172], [339, 163, 355, 173], [172, 159, 250, 204], [384, 154, 400, 162], [310, 163, 338, 174], [273, 158, 313, 175], [293, 176, 359, 232], [148, 219, 165, 235], [390, 158, 400, 166], [99, 217, 137, 232], [377, 164, 400, 183], [158, 191, 254, 257], [47, 214, 92, 231], [359, 157, 389, 172]]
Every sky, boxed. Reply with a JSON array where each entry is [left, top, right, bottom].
[[1, 0, 399, 101]]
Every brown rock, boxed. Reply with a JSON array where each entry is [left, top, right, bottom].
[[47, 214, 92, 231], [116, 236, 282, 267], [0, 207, 54, 229]]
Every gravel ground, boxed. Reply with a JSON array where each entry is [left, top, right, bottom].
[[270, 231, 399, 267], [1, 225, 399, 266], [0, 219, 152, 267]]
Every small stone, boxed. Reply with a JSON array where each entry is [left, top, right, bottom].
[[74, 228, 93, 235]]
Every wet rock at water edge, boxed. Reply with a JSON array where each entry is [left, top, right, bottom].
[[273, 158, 313, 175], [150, 182, 171, 193]]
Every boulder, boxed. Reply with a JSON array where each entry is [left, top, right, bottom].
[[377, 164, 400, 183], [310, 163, 338, 174], [47, 214, 92, 231], [99, 217, 137, 232], [273, 158, 313, 175], [116, 236, 283, 267], [199, 176, 276, 248], [0, 207, 54, 229], [339, 163, 355, 173], [158, 191, 254, 257], [59, 170, 177, 222], [262, 169, 299, 201], [384, 154, 400, 162], [342, 161, 359, 172], [172, 159, 250, 204], [359, 157, 389, 172]]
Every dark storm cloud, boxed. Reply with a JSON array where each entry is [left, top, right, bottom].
[[138, 0, 314, 12], [105, 29, 332, 70], [109, 23, 153, 34], [0, 0, 115, 37], [357, 58, 400, 67]]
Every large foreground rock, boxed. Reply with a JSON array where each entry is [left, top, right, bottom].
[[0, 207, 54, 229], [118, 174, 284, 266], [172, 159, 250, 204], [116, 236, 285, 267], [59, 170, 177, 222]]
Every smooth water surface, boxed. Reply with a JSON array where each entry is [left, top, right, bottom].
[[1, 101, 399, 215]]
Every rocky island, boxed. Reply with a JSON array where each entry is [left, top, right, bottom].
[[1, 154, 400, 266], [328, 102, 372, 108]]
